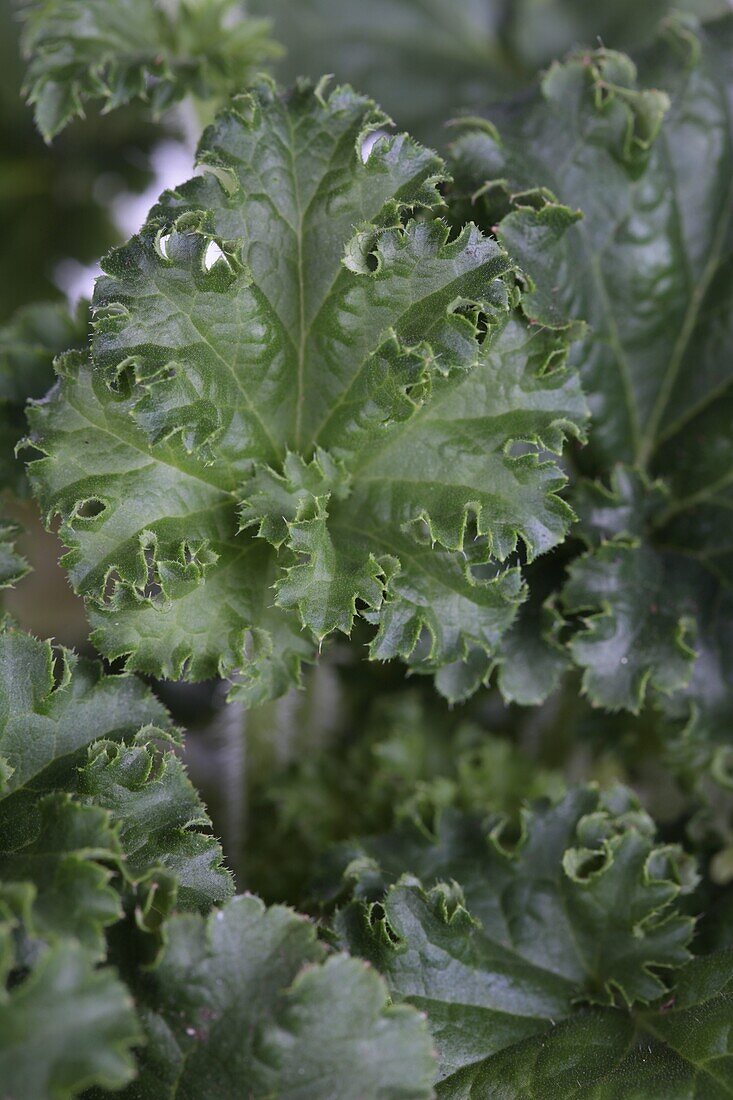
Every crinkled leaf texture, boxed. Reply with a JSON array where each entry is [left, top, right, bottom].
[[449, 15, 733, 731], [0, 888, 140, 1100], [0, 620, 232, 956], [326, 785, 706, 1095], [28, 78, 587, 707], [115, 892, 435, 1099], [21, 0, 281, 141]]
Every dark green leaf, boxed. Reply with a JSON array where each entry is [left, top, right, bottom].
[[255, 0, 705, 146], [449, 17, 733, 726], [122, 892, 436, 1098], [330, 785, 705, 1095], [0, 894, 140, 1100], [0, 298, 87, 494]]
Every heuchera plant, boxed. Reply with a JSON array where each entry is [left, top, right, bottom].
[[2, 2, 733, 1098]]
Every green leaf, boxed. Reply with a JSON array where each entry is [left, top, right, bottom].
[[243, 685, 564, 905], [0, 896, 140, 1100], [255, 0, 694, 146], [449, 17, 733, 724], [0, 520, 30, 589], [333, 786, 697, 1008], [564, 543, 697, 714], [494, 556, 570, 705], [0, 621, 232, 950], [21, 0, 281, 141], [330, 785, 702, 1094], [442, 951, 733, 1099], [0, 298, 87, 495], [29, 79, 587, 706], [121, 892, 436, 1098], [78, 735, 233, 910]]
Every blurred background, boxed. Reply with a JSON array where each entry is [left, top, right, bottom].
[[2, 0, 732, 901]]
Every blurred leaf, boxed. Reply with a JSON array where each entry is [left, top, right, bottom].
[[255, 0, 723, 146], [21, 0, 282, 141], [0, 897, 140, 1100]]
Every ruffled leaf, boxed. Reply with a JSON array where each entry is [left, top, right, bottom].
[[330, 786, 697, 1006], [449, 17, 733, 727], [329, 785, 701, 1094], [29, 79, 587, 705], [0, 621, 232, 952]]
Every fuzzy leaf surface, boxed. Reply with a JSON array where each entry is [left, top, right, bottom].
[[120, 892, 435, 1098], [29, 79, 587, 704]]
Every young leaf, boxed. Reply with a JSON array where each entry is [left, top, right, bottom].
[[449, 16, 733, 723], [121, 892, 436, 1098], [329, 785, 700, 1094], [21, 0, 281, 141], [28, 78, 587, 706]]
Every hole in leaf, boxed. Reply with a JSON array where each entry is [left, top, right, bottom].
[[107, 362, 136, 399], [369, 902, 400, 944], [360, 129, 389, 163], [203, 241, 225, 271], [141, 545, 161, 600], [493, 816, 523, 854], [51, 650, 67, 690], [157, 232, 172, 260], [102, 569, 122, 605], [74, 497, 106, 520]]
